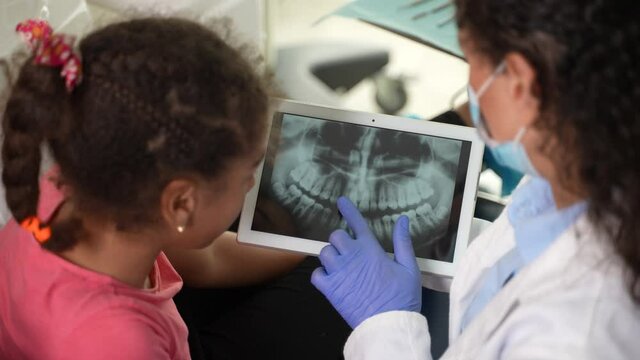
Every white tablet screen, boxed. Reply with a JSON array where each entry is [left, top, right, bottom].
[[252, 113, 473, 262]]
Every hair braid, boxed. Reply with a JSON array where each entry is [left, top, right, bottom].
[[2, 61, 70, 222]]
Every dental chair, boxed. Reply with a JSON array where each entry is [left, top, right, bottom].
[[275, 42, 389, 107]]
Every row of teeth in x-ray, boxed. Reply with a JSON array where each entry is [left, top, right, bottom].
[[272, 181, 449, 240], [287, 163, 437, 213]]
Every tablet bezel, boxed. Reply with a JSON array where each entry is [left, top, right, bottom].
[[238, 99, 484, 278]]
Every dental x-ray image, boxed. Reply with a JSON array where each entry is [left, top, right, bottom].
[[253, 113, 472, 262]]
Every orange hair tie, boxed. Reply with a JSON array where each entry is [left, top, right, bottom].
[[20, 216, 52, 244]]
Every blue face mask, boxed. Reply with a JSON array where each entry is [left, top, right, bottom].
[[468, 61, 539, 177]]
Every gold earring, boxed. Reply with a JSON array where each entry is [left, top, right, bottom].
[[177, 225, 185, 233]]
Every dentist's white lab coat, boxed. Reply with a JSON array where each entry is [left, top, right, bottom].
[[344, 211, 640, 359]]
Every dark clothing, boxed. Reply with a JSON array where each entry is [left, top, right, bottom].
[[174, 257, 351, 360]]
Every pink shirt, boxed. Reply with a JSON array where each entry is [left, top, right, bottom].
[[0, 171, 190, 359]]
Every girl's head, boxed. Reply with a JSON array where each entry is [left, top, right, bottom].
[[2, 18, 270, 251], [454, 0, 639, 300]]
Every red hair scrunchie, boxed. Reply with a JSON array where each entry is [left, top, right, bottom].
[[16, 18, 82, 91]]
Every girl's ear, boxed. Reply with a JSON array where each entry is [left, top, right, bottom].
[[160, 179, 197, 233], [504, 51, 540, 127]]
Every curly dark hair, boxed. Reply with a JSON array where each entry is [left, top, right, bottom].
[[2, 18, 271, 252], [454, 0, 640, 301]]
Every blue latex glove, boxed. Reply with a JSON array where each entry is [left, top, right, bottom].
[[311, 197, 422, 329]]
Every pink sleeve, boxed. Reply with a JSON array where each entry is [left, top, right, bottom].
[[56, 310, 173, 360]]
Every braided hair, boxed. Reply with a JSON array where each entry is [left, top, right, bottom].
[[2, 18, 270, 251], [454, 0, 640, 302]]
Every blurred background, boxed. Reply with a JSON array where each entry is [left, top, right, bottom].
[[267, 0, 469, 120]]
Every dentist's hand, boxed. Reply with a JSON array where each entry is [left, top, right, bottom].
[[311, 197, 422, 329]]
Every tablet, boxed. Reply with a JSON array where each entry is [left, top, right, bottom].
[[238, 99, 484, 277]]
